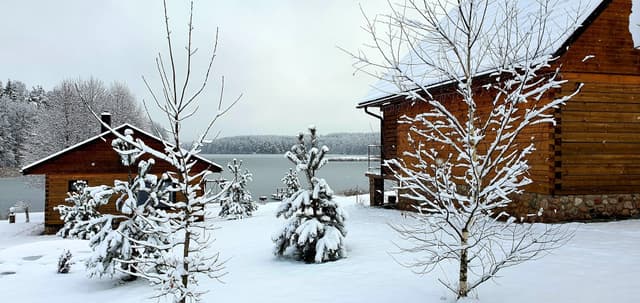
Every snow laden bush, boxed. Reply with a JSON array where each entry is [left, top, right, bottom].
[[348, 0, 578, 299], [273, 126, 347, 263], [84, 158, 172, 279], [54, 181, 112, 240], [57, 249, 74, 274], [281, 168, 301, 199], [218, 159, 258, 219]]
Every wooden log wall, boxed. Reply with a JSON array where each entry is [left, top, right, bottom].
[[381, 104, 399, 161], [45, 172, 205, 231], [45, 173, 130, 228], [553, 0, 640, 194], [390, 88, 556, 199], [556, 74, 640, 194]]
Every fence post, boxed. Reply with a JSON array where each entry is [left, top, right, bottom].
[[8, 207, 15, 224]]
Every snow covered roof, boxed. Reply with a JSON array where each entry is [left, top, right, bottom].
[[357, 0, 607, 107], [21, 123, 223, 174], [631, 0, 640, 48]]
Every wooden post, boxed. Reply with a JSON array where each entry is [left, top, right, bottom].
[[367, 174, 384, 206], [8, 207, 15, 224]]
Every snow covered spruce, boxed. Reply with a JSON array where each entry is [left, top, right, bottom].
[[348, 0, 577, 299], [54, 180, 110, 240], [273, 126, 348, 263], [281, 168, 301, 199], [57, 249, 74, 274], [86, 158, 173, 279], [218, 159, 258, 219]]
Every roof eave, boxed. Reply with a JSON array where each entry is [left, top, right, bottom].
[[551, 0, 612, 59], [21, 123, 223, 175]]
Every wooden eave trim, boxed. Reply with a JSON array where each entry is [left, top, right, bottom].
[[552, 0, 613, 59], [21, 123, 223, 175]]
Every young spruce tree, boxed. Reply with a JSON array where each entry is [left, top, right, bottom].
[[281, 168, 300, 199], [55, 181, 109, 240], [273, 126, 347, 263], [218, 159, 258, 219]]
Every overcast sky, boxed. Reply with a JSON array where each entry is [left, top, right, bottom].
[[1, 0, 390, 140]]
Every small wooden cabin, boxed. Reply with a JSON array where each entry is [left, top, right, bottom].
[[358, 0, 640, 221], [21, 118, 222, 234]]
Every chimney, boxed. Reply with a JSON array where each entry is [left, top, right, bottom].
[[100, 112, 112, 133]]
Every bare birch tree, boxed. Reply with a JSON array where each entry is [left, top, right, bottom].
[[347, 0, 585, 299]]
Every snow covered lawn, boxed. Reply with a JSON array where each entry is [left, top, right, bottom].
[[1, 197, 639, 303]]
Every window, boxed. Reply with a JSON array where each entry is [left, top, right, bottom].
[[136, 186, 151, 207]]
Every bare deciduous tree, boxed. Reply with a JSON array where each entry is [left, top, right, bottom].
[[23, 78, 149, 165], [77, 0, 240, 302], [347, 0, 583, 299]]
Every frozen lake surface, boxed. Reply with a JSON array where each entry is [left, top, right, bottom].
[[203, 154, 370, 200], [0, 176, 43, 218]]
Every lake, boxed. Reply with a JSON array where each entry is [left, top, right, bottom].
[[0, 176, 44, 217], [203, 154, 370, 200], [0, 154, 371, 217]]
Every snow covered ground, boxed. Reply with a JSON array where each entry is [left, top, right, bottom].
[[1, 196, 639, 303]]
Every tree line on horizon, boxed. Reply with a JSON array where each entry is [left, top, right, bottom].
[[0, 78, 152, 170], [200, 132, 380, 155]]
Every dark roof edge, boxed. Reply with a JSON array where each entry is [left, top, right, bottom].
[[21, 123, 223, 174], [551, 0, 612, 58]]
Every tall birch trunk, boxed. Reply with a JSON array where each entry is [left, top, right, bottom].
[[458, 229, 469, 298]]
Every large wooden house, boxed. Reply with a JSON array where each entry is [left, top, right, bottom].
[[358, 0, 640, 221], [21, 115, 222, 234]]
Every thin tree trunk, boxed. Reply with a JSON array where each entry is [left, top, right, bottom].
[[181, 228, 191, 303], [459, 229, 469, 298]]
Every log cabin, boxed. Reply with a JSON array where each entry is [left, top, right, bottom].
[[21, 113, 222, 234], [358, 0, 640, 221]]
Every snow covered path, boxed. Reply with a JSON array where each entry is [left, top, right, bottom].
[[1, 197, 639, 303]]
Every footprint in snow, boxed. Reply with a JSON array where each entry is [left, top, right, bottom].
[[22, 255, 43, 261]]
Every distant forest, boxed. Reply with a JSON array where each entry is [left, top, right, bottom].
[[201, 132, 380, 155], [0, 78, 152, 171]]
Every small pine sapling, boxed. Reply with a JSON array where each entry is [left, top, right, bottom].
[[218, 159, 258, 219], [273, 126, 348, 263], [55, 181, 113, 239], [281, 168, 301, 199], [57, 250, 74, 274]]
